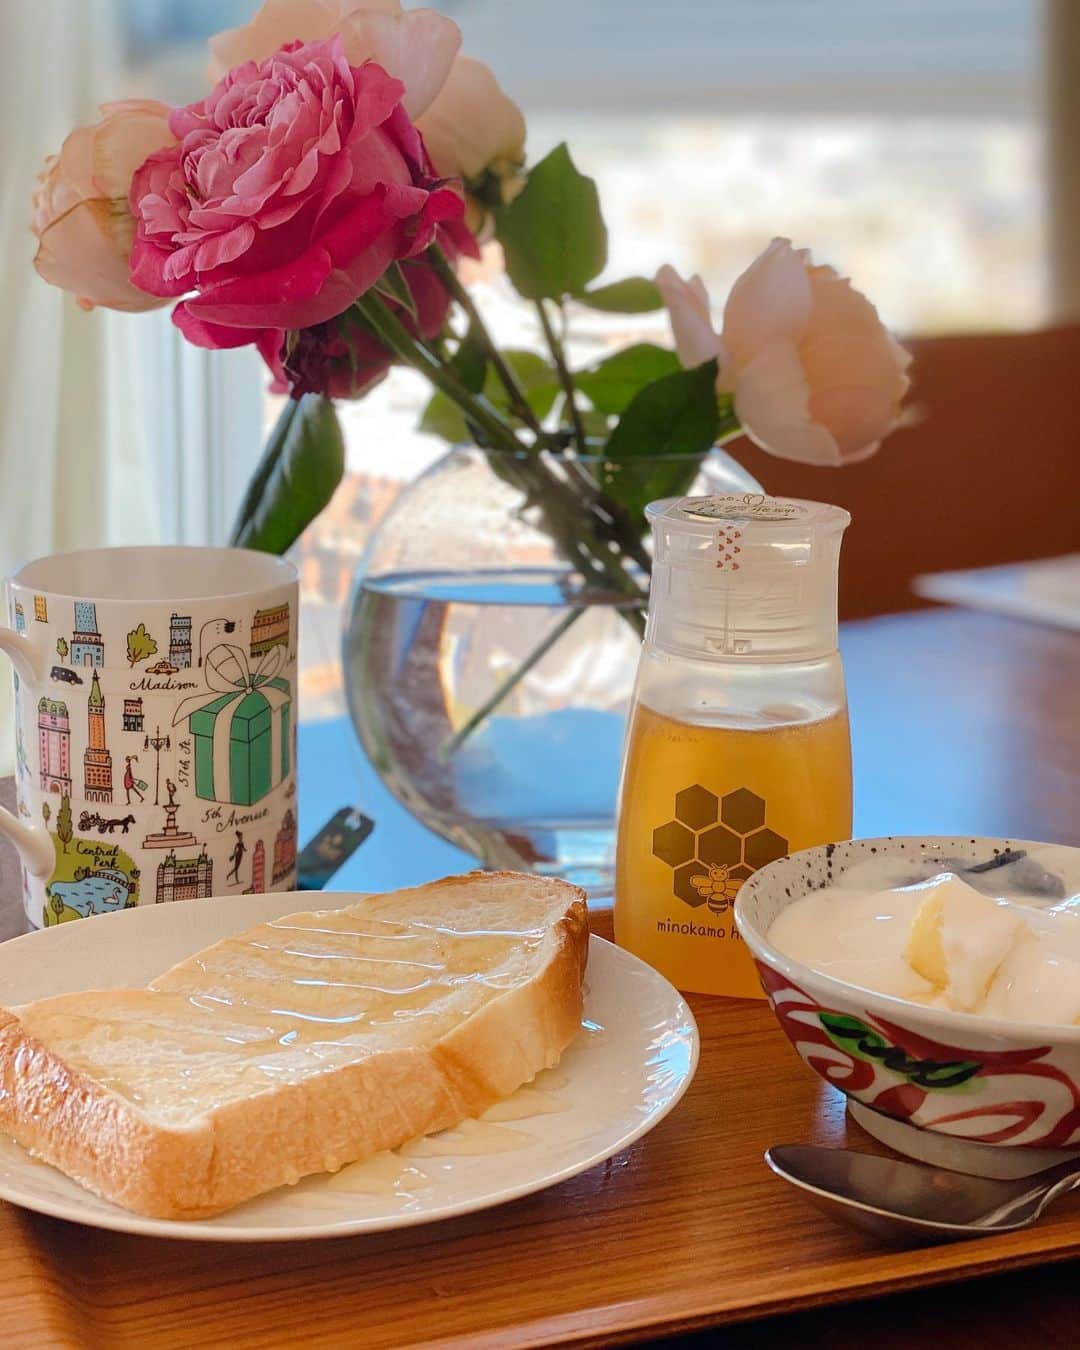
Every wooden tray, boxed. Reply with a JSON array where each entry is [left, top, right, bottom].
[[4, 910, 1079, 1349]]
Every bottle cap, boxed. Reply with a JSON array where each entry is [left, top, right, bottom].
[[645, 492, 850, 661]]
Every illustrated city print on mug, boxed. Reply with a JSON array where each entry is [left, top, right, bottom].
[[9, 590, 298, 928]]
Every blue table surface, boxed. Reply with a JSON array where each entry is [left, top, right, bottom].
[[299, 609, 1077, 896], [299, 714, 473, 895]]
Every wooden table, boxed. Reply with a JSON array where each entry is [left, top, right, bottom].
[[1, 608, 1078, 1347]]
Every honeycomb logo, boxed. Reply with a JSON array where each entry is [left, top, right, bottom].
[[651, 786, 788, 910]]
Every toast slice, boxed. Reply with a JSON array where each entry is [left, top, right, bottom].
[[0, 871, 588, 1220]]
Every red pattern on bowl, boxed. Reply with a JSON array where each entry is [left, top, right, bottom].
[[736, 836, 1080, 1149]]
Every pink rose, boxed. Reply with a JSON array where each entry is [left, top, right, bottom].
[[262, 239, 464, 398], [208, 1, 525, 223], [128, 36, 464, 345], [32, 100, 176, 312], [657, 240, 911, 466]]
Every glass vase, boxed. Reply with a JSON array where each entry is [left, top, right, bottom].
[[342, 446, 762, 894]]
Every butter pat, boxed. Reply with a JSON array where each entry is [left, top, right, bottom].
[[904, 875, 1029, 1011]]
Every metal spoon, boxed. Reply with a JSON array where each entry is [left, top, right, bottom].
[[765, 1144, 1080, 1245]]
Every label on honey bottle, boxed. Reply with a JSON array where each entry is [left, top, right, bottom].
[[614, 702, 852, 998]]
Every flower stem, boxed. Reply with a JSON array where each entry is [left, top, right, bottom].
[[440, 606, 587, 759], [427, 245, 548, 441], [357, 291, 647, 607], [355, 289, 647, 704], [355, 292, 527, 454], [535, 299, 586, 451], [353, 286, 658, 761]]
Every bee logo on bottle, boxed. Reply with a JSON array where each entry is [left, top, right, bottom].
[[651, 785, 789, 910], [691, 865, 742, 914]]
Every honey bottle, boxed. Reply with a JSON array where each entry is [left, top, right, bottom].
[[614, 493, 852, 997]]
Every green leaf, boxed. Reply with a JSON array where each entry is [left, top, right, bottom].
[[230, 395, 345, 554], [420, 349, 560, 443], [576, 344, 681, 415], [579, 408, 612, 438], [500, 350, 561, 415], [593, 453, 705, 534], [419, 391, 471, 442], [605, 359, 719, 459], [589, 358, 719, 527], [451, 322, 488, 394], [575, 277, 664, 313], [372, 262, 417, 320], [495, 143, 607, 300], [716, 391, 739, 437], [417, 319, 491, 438]]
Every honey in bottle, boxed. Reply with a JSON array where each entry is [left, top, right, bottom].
[[614, 493, 852, 997]]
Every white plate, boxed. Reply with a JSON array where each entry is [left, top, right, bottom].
[[0, 893, 698, 1242]]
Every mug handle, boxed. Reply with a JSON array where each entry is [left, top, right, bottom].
[[0, 626, 55, 878]]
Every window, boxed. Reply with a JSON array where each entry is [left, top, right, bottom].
[[283, 0, 1049, 717], [4, 0, 1052, 732], [467, 0, 1045, 334]]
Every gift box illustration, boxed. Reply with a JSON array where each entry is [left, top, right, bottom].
[[173, 645, 292, 806]]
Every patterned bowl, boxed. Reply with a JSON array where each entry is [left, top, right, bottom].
[[735, 837, 1080, 1169]]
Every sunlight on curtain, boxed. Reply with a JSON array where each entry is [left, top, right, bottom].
[[0, 1, 161, 770]]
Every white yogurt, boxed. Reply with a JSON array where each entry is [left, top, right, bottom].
[[768, 864, 1080, 1027]]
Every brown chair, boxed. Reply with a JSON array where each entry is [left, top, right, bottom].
[[732, 325, 1080, 619]]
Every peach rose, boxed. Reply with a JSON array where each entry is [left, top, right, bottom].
[[208, 0, 524, 219], [416, 56, 525, 228], [657, 240, 911, 466], [32, 100, 176, 312]]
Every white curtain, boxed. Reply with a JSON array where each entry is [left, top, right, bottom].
[[0, 0, 161, 771]]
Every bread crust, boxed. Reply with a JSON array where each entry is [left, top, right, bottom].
[[0, 871, 588, 1220]]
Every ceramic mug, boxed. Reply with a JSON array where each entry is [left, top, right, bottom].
[[0, 546, 299, 930]]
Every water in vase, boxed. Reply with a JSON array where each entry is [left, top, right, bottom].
[[344, 568, 642, 892]]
